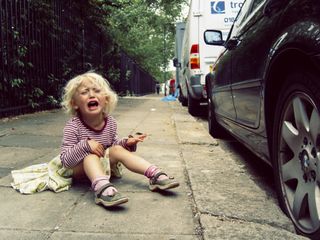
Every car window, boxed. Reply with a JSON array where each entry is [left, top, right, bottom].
[[229, 0, 266, 38], [251, 0, 265, 12], [234, 0, 253, 29]]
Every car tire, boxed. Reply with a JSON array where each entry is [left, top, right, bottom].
[[187, 91, 200, 116], [272, 69, 320, 239], [208, 95, 227, 138], [178, 87, 188, 106], [181, 97, 188, 106]]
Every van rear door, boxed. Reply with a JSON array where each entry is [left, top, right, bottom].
[[198, 0, 225, 85], [199, 0, 244, 84]]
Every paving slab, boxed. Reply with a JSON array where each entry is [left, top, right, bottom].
[[0, 147, 50, 167], [0, 135, 62, 148], [0, 230, 51, 240], [200, 215, 307, 240], [50, 232, 198, 240], [0, 110, 67, 136], [181, 144, 295, 231], [173, 115, 218, 146], [58, 191, 194, 235], [0, 186, 87, 230]]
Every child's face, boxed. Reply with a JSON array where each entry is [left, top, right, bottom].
[[72, 78, 107, 117]]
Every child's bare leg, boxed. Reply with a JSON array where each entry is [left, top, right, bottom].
[[82, 154, 106, 181], [109, 145, 152, 174], [109, 145, 179, 191], [72, 163, 87, 180], [72, 154, 129, 206]]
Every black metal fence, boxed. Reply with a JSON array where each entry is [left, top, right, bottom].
[[1, 0, 66, 117], [119, 51, 156, 96], [0, 0, 156, 118]]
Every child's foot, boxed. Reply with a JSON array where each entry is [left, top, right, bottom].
[[95, 183, 129, 207], [149, 172, 179, 191]]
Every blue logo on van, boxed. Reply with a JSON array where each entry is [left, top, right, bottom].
[[211, 1, 225, 14]]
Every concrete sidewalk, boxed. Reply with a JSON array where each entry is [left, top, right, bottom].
[[0, 95, 199, 240], [0, 95, 305, 239]]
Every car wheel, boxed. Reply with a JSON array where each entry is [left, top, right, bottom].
[[208, 95, 227, 138], [178, 87, 188, 106], [181, 97, 188, 106], [187, 91, 200, 116], [273, 70, 320, 239]]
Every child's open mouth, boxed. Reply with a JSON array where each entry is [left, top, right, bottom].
[[87, 100, 99, 110]]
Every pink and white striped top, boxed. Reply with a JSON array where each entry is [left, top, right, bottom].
[[60, 115, 135, 168]]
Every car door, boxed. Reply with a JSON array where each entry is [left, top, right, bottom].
[[228, 0, 280, 128], [228, 0, 266, 128], [211, 47, 236, 121], [212, 0, 255, 122]]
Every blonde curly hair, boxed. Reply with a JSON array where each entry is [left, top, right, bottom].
[[61, 72, 118, 116]]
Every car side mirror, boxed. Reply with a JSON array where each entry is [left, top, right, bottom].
[[173, 58, 181, 68], [204, 30, 224, 46]]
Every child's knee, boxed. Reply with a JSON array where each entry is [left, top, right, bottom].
[[109, 145, 126, 154]]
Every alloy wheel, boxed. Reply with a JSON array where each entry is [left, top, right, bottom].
[[279, 92, 320, 233]]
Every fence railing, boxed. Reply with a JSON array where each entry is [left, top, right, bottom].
[[120, 51, 156, 96], [0, 0, 156, 118]]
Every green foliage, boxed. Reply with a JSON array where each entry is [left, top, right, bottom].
[[2, 0, 188, 116], [107, 66, 120, 83], [103, 0, 187, 81], [11, 78, 24, 88], [25, 87, 43, 109], [125, 70, 132, 81], [17, 46, 28, 58], [47, 95, 59, 106]]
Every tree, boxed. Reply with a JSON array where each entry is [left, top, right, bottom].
[[102, 0, 188, 82]]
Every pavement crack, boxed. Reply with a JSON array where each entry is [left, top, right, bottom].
[[200, 210, 294, 234], [173, 132, 205, 239], [0, 185, 12, 188], [180, 142, 219, 147], [180, 150, 205, 240], [169, 105, 205, 240], [0, 129, 12, 137]]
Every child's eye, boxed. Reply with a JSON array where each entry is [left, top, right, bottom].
[[94, 89, 101, 93], [80, 90, 88, 95]]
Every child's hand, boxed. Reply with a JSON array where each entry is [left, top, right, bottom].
[[87, 139, 105, 157], [126, 133, 147, 146]]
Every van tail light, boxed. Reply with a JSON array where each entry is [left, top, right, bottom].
[[190, 44, 200, 69]]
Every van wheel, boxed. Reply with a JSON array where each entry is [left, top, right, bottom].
[[181, 97, 188, 106], [188, 92, 200, 116], [272, 70, 320, 239], [178, 88, 188, 106]]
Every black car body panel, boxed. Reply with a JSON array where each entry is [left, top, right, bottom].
[[206, 1, 320, 236], [208, 0, 320, 165]]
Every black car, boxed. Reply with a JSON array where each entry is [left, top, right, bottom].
[[204, 0, 320, 238]]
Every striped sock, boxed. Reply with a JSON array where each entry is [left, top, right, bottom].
[[144, 165, 168, 181], [91, 176, 117, 196]]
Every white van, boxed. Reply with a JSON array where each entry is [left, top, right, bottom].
[[179, 0, 243, 116]]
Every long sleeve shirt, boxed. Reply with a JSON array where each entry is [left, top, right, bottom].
[[60, 115, 136, 168]]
